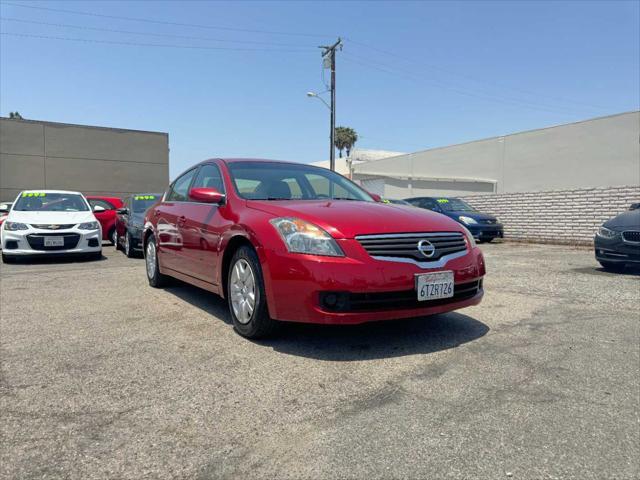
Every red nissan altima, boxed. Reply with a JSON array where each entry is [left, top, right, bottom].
[[143, 159, 485, 338]]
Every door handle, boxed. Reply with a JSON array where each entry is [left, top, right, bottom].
[[177, 215, 187, 227]]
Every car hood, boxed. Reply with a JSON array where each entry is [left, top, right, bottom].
[[247, 200, 466, 239], [7, 210, 97, 225], [604, 210, 640, 230], [443, 210, 497, 222]]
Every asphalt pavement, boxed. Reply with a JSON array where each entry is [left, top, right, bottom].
[[1, 242, 638, 479]]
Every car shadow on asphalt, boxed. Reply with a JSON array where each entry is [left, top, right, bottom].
[[164, 282, 232, 325], [164, 278, 489, 360], [264, 313, 489, 361], [2, 254, 107, 265], [571, 266, 640, 277]]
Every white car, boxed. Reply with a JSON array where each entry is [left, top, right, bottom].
[[1, 190, 102, 263]]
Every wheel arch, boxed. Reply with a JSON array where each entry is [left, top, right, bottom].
[[220, 235, 255, 299]]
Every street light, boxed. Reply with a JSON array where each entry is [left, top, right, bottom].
[[307, 91, 331, 110], [306, 90, 336, 170]]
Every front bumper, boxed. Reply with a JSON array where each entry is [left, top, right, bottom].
[[594, 234, 640, 265], [1, 227, 102, 256], [466, 223, 504, 240], [259, 239, 485, 324]]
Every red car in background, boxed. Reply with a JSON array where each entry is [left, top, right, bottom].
[[142, 159, 485, 339], [86, 196, 123, 245], [0, 202, 13, 227]]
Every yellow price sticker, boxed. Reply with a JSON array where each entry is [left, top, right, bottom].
[[22, 192, 46, 197], [436, 198, 449, 203], [134, 195, 155, 200]]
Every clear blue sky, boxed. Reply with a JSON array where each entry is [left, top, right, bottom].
[[1, 0, 638, 178]]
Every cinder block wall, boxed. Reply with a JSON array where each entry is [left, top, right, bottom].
[[463, 186, 640, 245]]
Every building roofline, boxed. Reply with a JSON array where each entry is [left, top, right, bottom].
[[0, 117, 168, 136], [373, 110, 640, 160]]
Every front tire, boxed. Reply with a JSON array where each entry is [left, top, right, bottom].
[[145, 235, 169, 288], [599, 261, 625, 272], [2, 253, 16, 264], [227, 246, 277, 339]]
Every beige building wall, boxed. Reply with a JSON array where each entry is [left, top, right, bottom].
[[354, 111, 640, 197], [0, 118, 169, 201]]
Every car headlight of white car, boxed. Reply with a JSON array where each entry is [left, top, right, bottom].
[[458, 215, 478, 225], [4, 221, 29, 231], [78, 221, 100, 231], [270, 217, 344, 257], [597, 226, 619, 239]]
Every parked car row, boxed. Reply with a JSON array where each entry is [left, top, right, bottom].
[[1, 159, 637, 339]]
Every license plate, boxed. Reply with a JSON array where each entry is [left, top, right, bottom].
[[416, 271, 454, 301], [44, 236, 64, 247]]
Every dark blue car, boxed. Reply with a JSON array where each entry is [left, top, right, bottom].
[[404, 196, 504, 242]]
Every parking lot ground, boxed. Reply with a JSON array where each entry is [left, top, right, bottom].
[[1, 242, 639, 479]]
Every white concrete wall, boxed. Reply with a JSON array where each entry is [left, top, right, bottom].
[[354, 111, 640, 197]]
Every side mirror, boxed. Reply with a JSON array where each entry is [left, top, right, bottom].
[[93, 205, 106, 213], [189, 187, 225, 204], [369, 193, 383, 202], [116, 207, 129, 215]]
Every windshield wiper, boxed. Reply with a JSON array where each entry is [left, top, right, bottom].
[[331, 197, 359, 201]]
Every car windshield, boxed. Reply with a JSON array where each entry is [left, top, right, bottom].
[[132, 194, 161, 213], [13, 192, 89, 212], [437, 198, 477, 212], [227, 162, 373, 202]]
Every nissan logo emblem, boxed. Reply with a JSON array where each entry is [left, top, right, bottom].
[[417, 239, 436, 258]]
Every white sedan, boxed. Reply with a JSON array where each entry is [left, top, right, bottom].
[[1, 190, 102, 263]]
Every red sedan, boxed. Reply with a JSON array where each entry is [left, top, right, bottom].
[[143, 159, 485, 338], [86, 196, 124, 244]]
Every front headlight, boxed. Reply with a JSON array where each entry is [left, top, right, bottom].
[[270, 217, 344, 257], [597, 226, 619, 239], [78, 221, 100, 230], [460, 226, 477, 248], [4, 221, 28, 231], [459, 216, 478, 225]]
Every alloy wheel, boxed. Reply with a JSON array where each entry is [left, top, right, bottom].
[[125, 234, 130, 256], [229, 258, 256, 324], [146, 241, 156, 279]]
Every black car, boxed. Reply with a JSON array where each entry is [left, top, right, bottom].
[[405, 196, 503, 242], [115, 193, 161, 257], [594, 206, 640, 271]]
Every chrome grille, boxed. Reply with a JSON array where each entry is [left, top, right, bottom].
[[356, 232, 467, 262], [30, 224, 76, 230], [622, 231, 640, 243]]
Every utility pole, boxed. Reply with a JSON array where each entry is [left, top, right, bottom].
[[320, 38, 342, 171]]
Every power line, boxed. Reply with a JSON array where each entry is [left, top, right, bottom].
[[0, 32, 314, 53], [0, 17, 316, 48], [344, 37, 613, 111], [341, 54, 585, 116], [0, 1, 331, 38]]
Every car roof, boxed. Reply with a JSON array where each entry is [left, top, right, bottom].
[[19, 189, 82, 195], [196, 158, 316, 167], [86, 195, 122, 201]]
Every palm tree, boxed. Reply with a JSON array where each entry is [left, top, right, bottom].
[[334, 126, 358, 158]]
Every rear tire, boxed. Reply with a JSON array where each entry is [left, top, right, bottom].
[[227, 245, 277, 339], [599, 261, 625, 272], [124, 231, 135, 258], [87, 251, 103, 261], [2, 253, 16, 264], [145, 235, 169, 288]]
